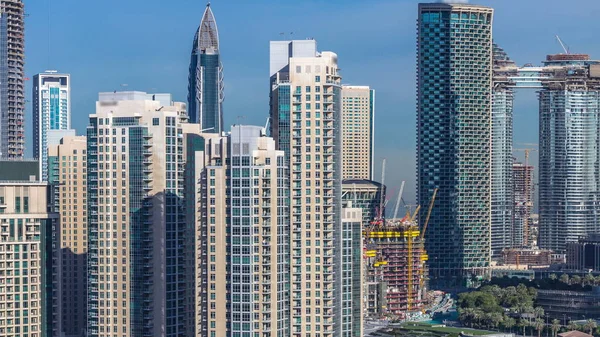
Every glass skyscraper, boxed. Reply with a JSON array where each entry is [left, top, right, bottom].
[[187, 3, 224, 133], [417, 3, 493, 285], [539, 54, 600, 253], [33, 72, 72, 181]]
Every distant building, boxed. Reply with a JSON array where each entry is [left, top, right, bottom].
[[0, 159, 39, 181], [417, 2, 494, 284], [0, 180, 58, 336], [341, 86, 374, 180], [566, 234, 600, 271], [501, 248, 552, 267], [32, 71, 71, 181], [187, 3, 224, 131], [48, 136, 87, 337], [539, 55, 600, 253], [184, 125, 289, 336], [513, 161, 534, 247], [342, 179, 385, 225], [341, 206, 363, 335], [0, 0, 25, 158], [537, 287, 600, 321]]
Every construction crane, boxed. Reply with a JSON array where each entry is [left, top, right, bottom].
[[392, 181, 406, 220], [555, 35, 570, 54], [514, 148, 537, 246], [370, 159, 386, 227], [420, 188, 438, 241]]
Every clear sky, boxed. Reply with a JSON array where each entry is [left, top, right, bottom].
[[24, 0, 600, 204]]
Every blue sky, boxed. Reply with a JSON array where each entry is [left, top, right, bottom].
[[25, 0, 600, 204]]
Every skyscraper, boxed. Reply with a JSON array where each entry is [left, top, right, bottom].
[[513, 161, 533, 247], [188, 3, 224, 132], [0, 0, 25, 158], [86, 92, 189, 337], [417, 3, 493, 284], [33, 72, 72, 181], [47, 136, 87, 337], [0, 179, 58, 336], [539, 54, 600, 253], [270, 39, 357, 337], [184, 125, 289, 336], [341, 85, 375, 180]]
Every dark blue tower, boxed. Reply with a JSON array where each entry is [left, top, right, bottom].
[[188, 3, 224, 132]]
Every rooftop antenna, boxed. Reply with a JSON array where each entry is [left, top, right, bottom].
[[555, 35, 570, 54]]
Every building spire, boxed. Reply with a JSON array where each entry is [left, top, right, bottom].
[[198, 1, 219, 52]]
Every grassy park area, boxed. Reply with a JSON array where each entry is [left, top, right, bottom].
[[392, 322, 495, 337]]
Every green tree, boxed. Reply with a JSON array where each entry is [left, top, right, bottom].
[[584, 274, 595, 287], [595, 275, 600, 286], [549, 274, 558, 281], [560, 274, 570, 284], [568, 321, 579, 331], [534, 318, 545, 337], [551, 319, 561, 337], [572, 275, 582, 285], [534, 307, 545, 319], [503, 317, 516, 333], [519, 319, 530, 337], [584, 319, 597, 335]]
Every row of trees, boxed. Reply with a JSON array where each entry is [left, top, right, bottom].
[[549, 273, 600, 287], [458, 284, 598, 336]]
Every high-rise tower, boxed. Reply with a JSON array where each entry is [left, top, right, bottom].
[[0, 0, 25, 158], [417, 3, 493, 285], [188, 3, 224, 132], [270, 39, 358, 336], [539, 54, 600, 253], [341, 85, 375, 180], [513, 160, 534, 247], [33, 72, 72, 181], [48, 136, 88, 337], [184, 125, 289, 336], [86, 92, 189, 337]]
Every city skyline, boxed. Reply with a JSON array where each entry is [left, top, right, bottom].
[[23, 0, 600, 203]]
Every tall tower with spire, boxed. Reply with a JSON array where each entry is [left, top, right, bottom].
[[188, 3, 224, 133]]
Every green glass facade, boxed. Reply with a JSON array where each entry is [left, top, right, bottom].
[[417, 3, 493, 285]]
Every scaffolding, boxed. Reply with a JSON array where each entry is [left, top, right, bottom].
[[363, 221, 428, 316]]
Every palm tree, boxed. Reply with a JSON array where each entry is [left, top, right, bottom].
[[572, 275, 582, 285], [549, 273, 557, 281], [583, 274, 595, 287], [534, 307, 545, 320], [567, 321, 579, 332], [584, 319, 597, 335], [534, 318, 545, 337], [551, 319, 561, 337], [519, 320, 530, 337], [595, 275, 600, 286], [504, 317, 516, 334], [560, 274, 570, 285]]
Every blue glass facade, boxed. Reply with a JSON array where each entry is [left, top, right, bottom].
[[188, 4, 224, 132], [417, 3, 493, 284]]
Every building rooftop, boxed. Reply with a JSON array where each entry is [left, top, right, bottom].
[[559, 331, 594, 337]]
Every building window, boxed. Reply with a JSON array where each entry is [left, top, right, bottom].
[[152, 118, 159, 126]]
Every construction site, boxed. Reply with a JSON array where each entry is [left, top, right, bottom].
[[362, 177, 437, 319]]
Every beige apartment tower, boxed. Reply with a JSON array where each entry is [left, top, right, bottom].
[[270, 39, 361, 337], [184, 125, 289, 336], [0, 180, 57, 336], [86, 92, 189, 337], [341, 86, 375, 180], [48, 136, 87, 337]]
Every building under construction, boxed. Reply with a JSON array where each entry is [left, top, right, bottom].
[[363, 219, 428, 317]]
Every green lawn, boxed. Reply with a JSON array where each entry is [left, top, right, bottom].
[[393, 322, 496, 336]]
